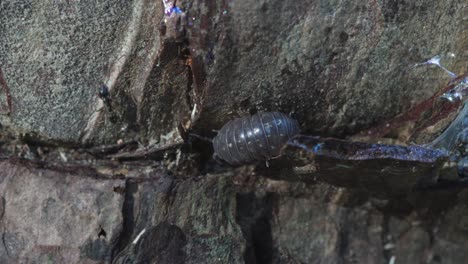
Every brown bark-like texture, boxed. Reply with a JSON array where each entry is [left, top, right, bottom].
[[0, 0, 468, 263]]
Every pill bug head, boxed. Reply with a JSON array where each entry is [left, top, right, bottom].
[[212, 112, 300, 165]]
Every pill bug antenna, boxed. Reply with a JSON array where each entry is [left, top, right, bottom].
[[188, 132, 213, 143], [184, 128, 220, 173]]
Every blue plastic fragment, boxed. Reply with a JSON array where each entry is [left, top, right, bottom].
[[313, 143, 323, 153], [172, 6, 183, 14]]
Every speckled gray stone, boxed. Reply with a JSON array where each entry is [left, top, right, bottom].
[[0, 160, 124, 263], [1, 0, 467, 144]]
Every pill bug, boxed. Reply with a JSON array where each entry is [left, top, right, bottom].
[[212, 112, 300, 165]]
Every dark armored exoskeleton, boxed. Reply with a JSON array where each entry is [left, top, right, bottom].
[[212, 112, 300, 165]]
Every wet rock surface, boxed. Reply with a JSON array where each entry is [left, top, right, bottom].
[[0, 0, 468, 263]]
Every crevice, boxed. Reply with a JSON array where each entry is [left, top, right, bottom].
[[236, 192, 273, 264], [337, 216, 349, 264], [381, 214, 391, 263], [110, 179, 138, 262], [2, 233, 9, 257]]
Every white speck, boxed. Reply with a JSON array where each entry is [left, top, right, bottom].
[[384, 243, 395, 250], [175, 149, 182, 166], [190, 104, 198, 123], [59, 151, 68, 162], [389, 256, 396, 264], [132, 229, 146, 244]]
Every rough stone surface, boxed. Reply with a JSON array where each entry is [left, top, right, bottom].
[[112, 174, 245, 264], [0, 0, 468, 264], [1, 157, 468, 263], [0, 160, 125, 263], [0, 0, 466, 143], [0, 0, 136, 143], [267, 183, 468, 264], [0, 159, 248, 263], [195, 0, 468, 137]]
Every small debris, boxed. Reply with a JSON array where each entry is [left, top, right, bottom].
[[98, 225, 107, 239], [384, 243, 395, 250], [59, 151, 68, 162], [97, 84, 112, 112], [440, 77, 468, 102], [132, 229, 146, 244], [163, 0, 184, 17], [413, 55, 457, 79]]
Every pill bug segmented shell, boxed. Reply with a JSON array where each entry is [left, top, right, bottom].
[[212, 112, 301, 165]]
